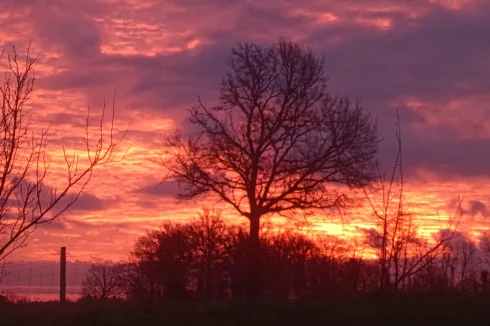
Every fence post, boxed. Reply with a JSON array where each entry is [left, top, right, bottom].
[[60, 247, 66, 303]]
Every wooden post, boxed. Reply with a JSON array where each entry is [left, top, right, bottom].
[[60, 247, 66, 303]]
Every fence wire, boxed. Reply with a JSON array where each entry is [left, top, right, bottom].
[[0, 259, 91, 302]]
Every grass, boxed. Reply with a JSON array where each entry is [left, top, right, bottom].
[[1, 295, 489, 326]]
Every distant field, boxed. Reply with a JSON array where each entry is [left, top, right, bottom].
[[1, 295, 489, 326]]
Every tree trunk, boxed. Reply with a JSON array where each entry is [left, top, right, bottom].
[[247, 215, 262, 299]]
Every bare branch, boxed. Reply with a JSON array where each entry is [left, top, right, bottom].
[[0, 46, 127, 261], [156, 38, 378, 298]]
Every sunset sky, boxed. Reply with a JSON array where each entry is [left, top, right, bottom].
[[2, 0, 490, 262]]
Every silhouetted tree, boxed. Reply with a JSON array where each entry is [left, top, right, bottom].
[[477, 233, 490, 292], [263, 231, 317, 299], [156, 224, 194, 300], [444, 232, 478, 291], [121, 214, 484, 301], [130, 232, 163, 303], [480, 269, 488, 291], [159, 38, 379, 298], [306, 235, 367, 298], [363, 109, 460, 293], [225, 226, 250, 299], [82, 262, 125, 300], [0, 46, 126, 260], [187, 208, 231, 299], [132, 224, 194, 301], [478, 232, 490, 268], [356, 260, 379, 293]]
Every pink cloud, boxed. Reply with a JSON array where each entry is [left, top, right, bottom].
[[1, 0, 490, 261]]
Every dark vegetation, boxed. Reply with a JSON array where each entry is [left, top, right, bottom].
[[76, 209, 490, 303], [2, 296, 490, 326]]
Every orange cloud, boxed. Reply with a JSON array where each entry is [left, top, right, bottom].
[[1, 0, 489, 263]]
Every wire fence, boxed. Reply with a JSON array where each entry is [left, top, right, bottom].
[[0, 259, 91, 302]]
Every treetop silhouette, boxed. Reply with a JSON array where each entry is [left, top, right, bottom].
[[158, 38, 379, 298]]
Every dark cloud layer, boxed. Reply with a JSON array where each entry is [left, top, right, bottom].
[[448, 198, 489, 219], [135, 182, 180, 198], [4, 0, 490, 186]]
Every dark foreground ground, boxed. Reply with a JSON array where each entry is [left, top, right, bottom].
[[1, 295, 490, 326]]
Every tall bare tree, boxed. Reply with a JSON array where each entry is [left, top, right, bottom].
[[0, 46, 126, 260], [363, 109, 460, 293], [158, 38, 378, 297]]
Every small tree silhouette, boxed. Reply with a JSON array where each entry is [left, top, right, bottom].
[[187, 208, 231, 299], [82, 262, 125, 300]]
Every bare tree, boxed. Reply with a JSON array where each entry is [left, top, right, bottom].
[[158, 38, 378, 297], [82, 262, 125, 300], [478, 232, 490, 269], [363, 109, 460, 293], [130, 229, 164, 304], [132, 223, 195, 301], [263, 230, 318, 299], [187, 208, 231, 299], [118, 260, 153, 303], [444, 232, 477, 290], [0, 46, 126, 260]]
